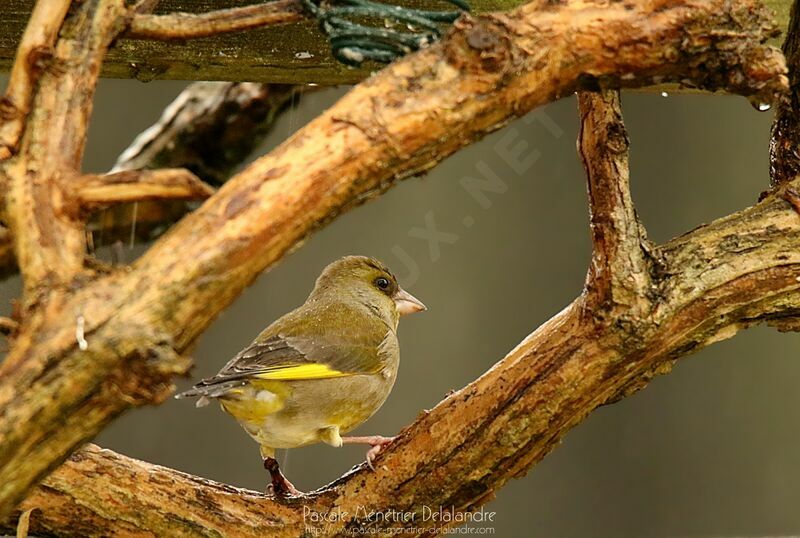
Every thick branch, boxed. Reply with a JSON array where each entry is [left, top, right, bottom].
[[0, 0, 71, 159], [8, 179, 800, 536], [578, 90, 653, 315], [2, 0, 127, 300], [127, 0, 307, 40], [0, 1, 793, 84], [112, 82, 302, 185], [0, 0, 788, 522], [771, 0, 800, 185], [11, 445, 309, 536], [0, 82, 302, 279], [74, 169, 214, 212]]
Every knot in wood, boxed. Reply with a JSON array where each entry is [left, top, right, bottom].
[[466, 25, 498, 51], [604, 122, 629, 154], [446, 15, 512, 75]]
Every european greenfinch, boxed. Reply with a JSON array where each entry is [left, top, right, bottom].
[[176, 255, 426, 496]]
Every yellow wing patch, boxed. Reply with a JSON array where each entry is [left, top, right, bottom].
[[253, 363, 352, 381]]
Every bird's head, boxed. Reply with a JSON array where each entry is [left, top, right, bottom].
[[311, 256, 426, 325]]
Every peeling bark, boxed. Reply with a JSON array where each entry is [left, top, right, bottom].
[[772, 0, 800, 185], [0, 0, 794, 84], [578, 91, 655, 317], [1, 0, 127, 299], [8, 174, 800, 536], [0, 0, 71, 158], [0, 82, 303, 279], [0, 0, 794, 533]]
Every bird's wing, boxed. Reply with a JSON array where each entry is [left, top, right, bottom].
[[195, 318, 393, 387]]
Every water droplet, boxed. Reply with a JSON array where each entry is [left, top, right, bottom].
[[660, 91, 669, 98], [747, 96, 772, 112], [295, 51, 313, 59]]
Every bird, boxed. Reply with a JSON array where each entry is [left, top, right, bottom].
[[175, 255, 426, 497]]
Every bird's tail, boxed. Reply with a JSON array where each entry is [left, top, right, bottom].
[[175, 380, 245, 408]]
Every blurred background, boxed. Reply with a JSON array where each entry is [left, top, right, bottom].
[[1, 75, 799, 537]]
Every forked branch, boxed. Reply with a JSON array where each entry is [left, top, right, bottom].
[[0, 0, 71, 159], [578, 91, 654, 317], [9, 146, 800, 538], [0, 82, 303, 279], [0, 0, 792, 530], [2, 0, 127, 299]]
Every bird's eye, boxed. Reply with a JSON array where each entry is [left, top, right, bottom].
[[375, 277, 391, 291]]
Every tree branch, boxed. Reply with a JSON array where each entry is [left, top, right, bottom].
[[578, 90, 654, 317], [0, 82, 303, 280], [0, 317, 18, 337], [74, 169, 214, 212], [8, 174, 800, 535], [112, 82, 302, 186], [0, 1, 794, 85], [0, 0, 789, 523], [2, 0, 127, 301], [0, 0, 71, 159], [11, 445, 308, 537], [126, 0, 307, 40], [771, 0, 800, 186]]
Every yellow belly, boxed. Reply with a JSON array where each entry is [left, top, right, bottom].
[[219, 373, 396, 450]]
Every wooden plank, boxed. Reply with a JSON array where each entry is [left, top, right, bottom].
[[0, 0, 792, 85]]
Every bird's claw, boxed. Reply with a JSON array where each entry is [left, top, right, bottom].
[[265, 481, 304, 499], [365, 436, 395, 471], [264, 457, 304, 498]]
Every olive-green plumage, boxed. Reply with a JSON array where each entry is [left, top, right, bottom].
[[176, 255, 425, 472]]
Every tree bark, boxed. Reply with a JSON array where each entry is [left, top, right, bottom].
[[0, 0, 792, 531], [8, 94, 800, 536], [0, 0, 793, 84], [111, 82, 302, 186], [0, 82, 304, 279], [772, 0, 800, 185], [126, 0, 306, 40]]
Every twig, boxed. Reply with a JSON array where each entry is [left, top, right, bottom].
[[0, 82, 303, 280], [75, 169, 214, 212], [126, 1, 308, 40], [0, 317, 18, 337], [577, 90, 653, 317], [0, 0, 71, 159], [14, 508, 33, 538]]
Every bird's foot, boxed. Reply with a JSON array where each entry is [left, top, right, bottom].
[[263, 457, 303, 498], [342, 435, 396, 471]]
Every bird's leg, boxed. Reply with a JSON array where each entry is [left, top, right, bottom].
[[341, 435, 396, 470], [263, 457, 303, 498]]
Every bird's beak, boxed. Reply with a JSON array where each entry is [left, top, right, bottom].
[[393, 288, 426, 316]]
